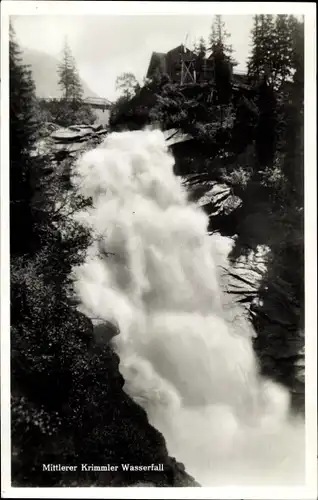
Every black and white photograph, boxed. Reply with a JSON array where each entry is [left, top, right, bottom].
[[1, 1, 317, 498]]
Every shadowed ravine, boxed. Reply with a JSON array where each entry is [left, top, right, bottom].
[[71, 129, 305, 487]]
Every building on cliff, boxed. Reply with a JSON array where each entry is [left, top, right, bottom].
[[146, 44, 249, 89], [146, 44, 208, 85]]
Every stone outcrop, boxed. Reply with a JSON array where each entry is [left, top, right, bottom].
[[35, 122, 108, 158]]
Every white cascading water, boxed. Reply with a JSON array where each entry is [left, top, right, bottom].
[[71, 129, 305, 486]]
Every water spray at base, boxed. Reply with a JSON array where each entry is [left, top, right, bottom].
[[71, 130, 304, 486]]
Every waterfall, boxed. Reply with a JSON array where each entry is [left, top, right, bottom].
[[71, 129, 304, 486]]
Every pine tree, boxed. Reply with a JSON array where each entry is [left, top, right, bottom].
[[289, 15, 304, 92], [248, 15, 295, 90], [208, 15, 233, 59], [10, 21, 39, 256], [194, 37, 207, 83], [195, 37, 207, 56], [248, 15, 275, 85], [280, 17, 304, 204], [55, 38, 95, 127], [208, 15, 234, 106], [57, 38, 83, 101], [272, 15, 294, 87]]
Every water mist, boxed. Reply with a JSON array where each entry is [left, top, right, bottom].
[[71, 130, 305, 487]]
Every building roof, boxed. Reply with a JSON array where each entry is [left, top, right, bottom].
[[153, 51, 166, 59], [146, 51, 168, 79], [166, 44, 193, 55]]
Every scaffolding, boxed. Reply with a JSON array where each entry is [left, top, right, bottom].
[[180, 58, 196, 85]]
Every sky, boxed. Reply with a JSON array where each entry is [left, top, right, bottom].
[[12, 14, 254, 101]]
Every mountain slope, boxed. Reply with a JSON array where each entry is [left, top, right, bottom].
[[21, 47, 98, 99]]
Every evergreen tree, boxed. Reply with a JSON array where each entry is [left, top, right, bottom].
[[194, 37, 207, 83], [9, 21, 39, 256], [55, 38, 97, 127], [195, 37, 207, 58], [208, 15, 234, 105], [289, 16, 304, 93], [57, 38, 83, 101], [248, 15, 295, 90], [208, 15, 234, 59], [272, 15, 294, 87], [280, 16, 304, 204], [248, 15, 276, 85]]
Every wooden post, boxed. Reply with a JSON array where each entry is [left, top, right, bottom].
[[181, 60, 185, 85]]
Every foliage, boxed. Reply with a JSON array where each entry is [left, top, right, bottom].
[[36, 98, 97, 128], [208, 15, 234, 61], [247, 15, 276, 84], [115, 72, 141, 100], [221, 165, 253, 192], [58, 38, 83, 101], [10, 140, 92, 485], [194, 37, 207, 58], [193, 38, 208, 83], [208, 15, 235, 105], [149, 82, 235, 138], [109, 74, 171, 131], [9, 21, 40, 256], [248, 15, 297, 90], [109, 72, 145, 129]]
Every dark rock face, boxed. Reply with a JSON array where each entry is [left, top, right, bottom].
[[11, 304, 199, 487], [183, 175, 243, 236], [12, 331, 199, 487], [71, 343, 194, 487]]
